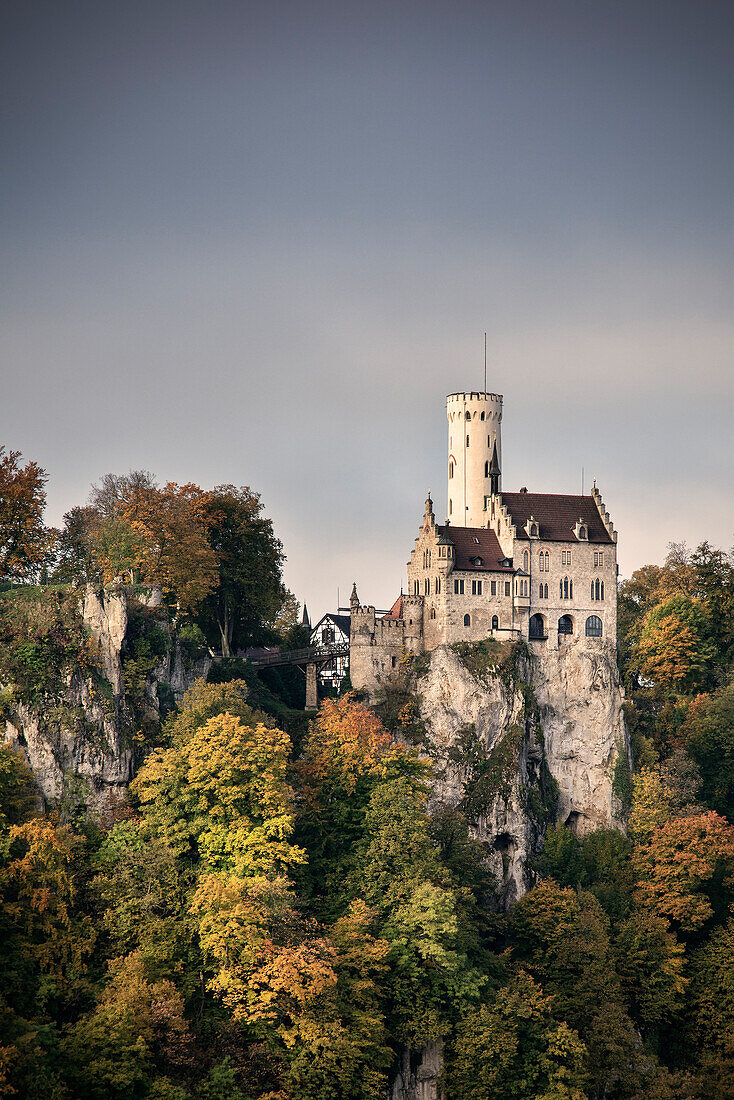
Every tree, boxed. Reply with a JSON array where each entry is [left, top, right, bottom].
[[612, 910, 687, 1029], [633, 596, 716, 695], [132, 709, 304, 878], [686, 917, 734, 1095], [199, 485, 285, 656], [632, 810, 734, 933], [509, 880, 643, 1096], [446, 971, 588, 1100], [0, 447, 55, 582], [682, 683, 734, 820], [62, 950, 193, 1100]]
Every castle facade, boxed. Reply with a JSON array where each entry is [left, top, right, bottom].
[[350, 390, 618, 693]]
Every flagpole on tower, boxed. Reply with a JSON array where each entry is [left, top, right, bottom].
[[484, 332, 487, 393]]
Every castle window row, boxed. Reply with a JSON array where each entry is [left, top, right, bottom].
[[415, 577, 443, 596], [591, 578, 605, 601], [529, 613, 604, 639], [515, 578, 529, 596], [453, 577, 512, 597], [538, 582, 549, 598], [560, 576, 573, 599]]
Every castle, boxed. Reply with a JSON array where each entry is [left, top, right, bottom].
[[350, 390, 618, 693]]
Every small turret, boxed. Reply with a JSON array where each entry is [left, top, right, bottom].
[[489, 440, 501, 496], [350, 583, 360, 612]]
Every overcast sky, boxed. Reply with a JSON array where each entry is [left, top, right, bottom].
[[2, 0, 732, 621]]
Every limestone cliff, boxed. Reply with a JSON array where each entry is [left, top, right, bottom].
[[407, 637, 626, 902], [1, 584, 210, 816], [383, 635, 627, 1100]]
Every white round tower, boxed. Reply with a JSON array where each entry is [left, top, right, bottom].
[[446, 391, 503, 527]]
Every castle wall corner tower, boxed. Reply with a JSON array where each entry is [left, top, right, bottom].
[[446, 391, 503, 527]]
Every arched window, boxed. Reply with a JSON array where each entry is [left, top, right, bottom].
[[561, 576, 570, 599], [429, 607, 437, 620], [543, 583, 549, 599], [480, 411, 485, 420], [465, 411, 471, 420], [449, 462, 454, 479], [449, 499, 452, 515], [585, 615, 603, 637], [558, 615, 573, 635], [529, 613, 545, 639], [523, 549, 529, 571], [591, 577, 604, 601], [491, 615, 499, 631], [579, 526, 586, 539], [463, 613, 471, 627]]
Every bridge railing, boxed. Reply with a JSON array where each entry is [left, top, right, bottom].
[[250, 642, 350, 670]]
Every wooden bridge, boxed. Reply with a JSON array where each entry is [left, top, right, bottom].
[[250, 643, 350, 708]]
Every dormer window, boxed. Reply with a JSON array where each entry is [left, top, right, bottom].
[[470, 555, 483, 567], [574, 520, 589, 541]]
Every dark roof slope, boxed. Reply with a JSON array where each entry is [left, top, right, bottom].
[[436, 525, 513, 573], [311, 613, 351, 636], [501, 492, 613, 544]]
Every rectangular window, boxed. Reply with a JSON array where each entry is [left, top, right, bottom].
[[454, 579, 464, 595], [490, 580, 497, 595], [594, 551, 604, 568], [436, 576, 441, 594], [424, 579, 430, 595], [504, 581, 511, 596], [561, 550, 572, 566], [471, 580, 482, 595]]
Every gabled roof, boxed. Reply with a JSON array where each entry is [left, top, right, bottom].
[[436, 525, 514, 573], [382, 594, 403, 620], [501, 492, 613, 544], [311, 613, 351, 637]]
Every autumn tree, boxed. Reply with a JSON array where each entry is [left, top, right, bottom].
[[632, 596, 716, 695], [682, 683, 734, 820], [0, 447, 55, 582], [199, 485, 285, 656], [509, 880, 644, 1096], [446, 971, 588, 1100]]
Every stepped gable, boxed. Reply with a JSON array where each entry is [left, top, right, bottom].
[[437, 524, 512, 572], [501, 492, 613, 543]]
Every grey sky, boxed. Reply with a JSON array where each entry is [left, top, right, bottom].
[[2, 0, 732, 620]]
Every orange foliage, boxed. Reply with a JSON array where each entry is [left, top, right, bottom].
[[634, 811, 734, 931], [298, 694, 419, 807]]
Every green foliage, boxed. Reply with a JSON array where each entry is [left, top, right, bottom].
[[681, 682, 734, 819], [450, 637, 519, 682], [0, 586, 102, 704], [446, 971, 588, 1100]]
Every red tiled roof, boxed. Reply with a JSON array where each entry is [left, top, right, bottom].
[[501, 492, 613, 544], [383, 594, 403, 619], [436, 525, 513, 573]]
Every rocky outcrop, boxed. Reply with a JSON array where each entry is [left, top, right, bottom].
[[531, 636, 626, 834], [388, 637, 627, 1100], [1, 584, 211, 816], [409, 637, 626, 903], [390, 1043, 443, 1100]]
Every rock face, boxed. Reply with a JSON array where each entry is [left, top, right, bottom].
[[3, 585, 134, 815], [390, 1043, 444, 1100], [2, 584, 211, 816], [412, 638, 626, 901], [386, 637, 627, 1100]]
